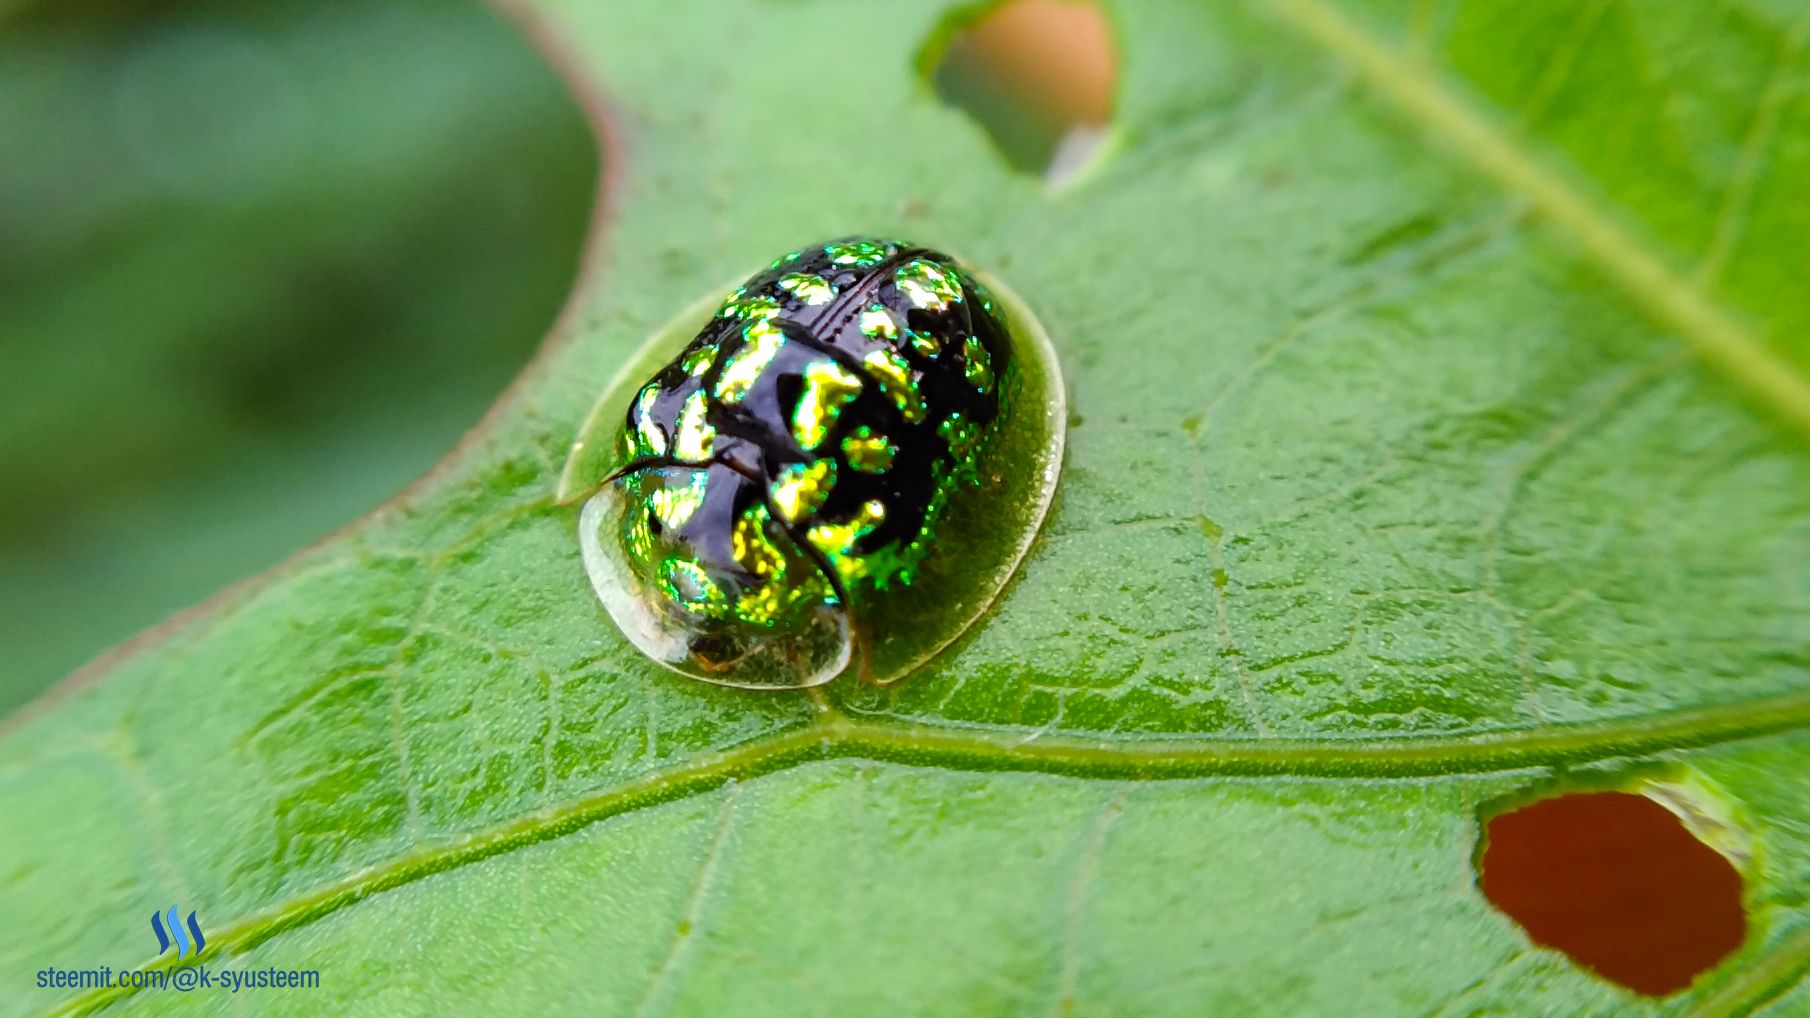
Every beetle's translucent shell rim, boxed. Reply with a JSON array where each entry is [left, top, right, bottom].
[[558, 253, 1066, 690], [577, 491, 853, 690]]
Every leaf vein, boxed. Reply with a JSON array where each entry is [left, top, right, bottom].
[[39, 686, 1810, 1017], [632, 785, 741, 1018], [1258, 0, 1810, 440], [1695, 7, 1810, 287]]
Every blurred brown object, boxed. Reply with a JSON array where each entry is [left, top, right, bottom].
[[957, 0, 1113, 125]]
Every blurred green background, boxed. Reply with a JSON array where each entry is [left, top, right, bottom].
[[0, 0, 597, 712]]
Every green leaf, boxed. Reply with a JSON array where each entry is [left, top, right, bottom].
[[6, 0, 1810, 1014]]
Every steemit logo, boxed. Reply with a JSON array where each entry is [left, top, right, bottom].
[[150, 907, 205, 959]]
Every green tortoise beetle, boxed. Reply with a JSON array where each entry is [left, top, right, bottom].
[[561, 236, 1065, 690]]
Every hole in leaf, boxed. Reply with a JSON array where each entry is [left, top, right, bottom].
[[1477, 789, 1748, 996], [924, 0, 1115, 184]]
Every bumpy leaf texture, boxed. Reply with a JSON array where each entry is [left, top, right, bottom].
[[5, 1, 1810, 1015]]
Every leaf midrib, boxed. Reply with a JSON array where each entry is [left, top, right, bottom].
[[1260, 0, 1810, 440], [42, 687, 1810, 1018]]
